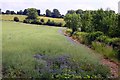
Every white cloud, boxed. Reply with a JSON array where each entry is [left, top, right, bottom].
[[0, 0, 119, 14]]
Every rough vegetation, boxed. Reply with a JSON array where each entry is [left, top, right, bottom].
[[2, 21, 111, 79]]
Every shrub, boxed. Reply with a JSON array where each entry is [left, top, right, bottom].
[[65, 29, 72, 35], [46, 19, 63, 27], [75, 32, 89, 44], [31, 19, 40, 24], [55, 22, 63, 27], [92, 42, 118, 60], [23, 19, 40, 24], [23, 19, 32, 23], [97, 36, 120, 46], [14, 17, 19, 22], [40, 18, 45, 23], [96, 36, 120, 60], [40, 18, 46, 25], [46, 19, 52, 26], [86, 31, 104, 44], [97, 35, 109, 43]]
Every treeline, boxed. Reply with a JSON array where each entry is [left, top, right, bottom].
[[65, 9, 119, 38], [15, 8, 65, 27], [64, 9, 120, 60], [0, 8, 64, 18]]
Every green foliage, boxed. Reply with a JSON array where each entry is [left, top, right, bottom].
[[108, 14, 120, 37], [92, 42, 118, 60], [65, 29, 120, 61], [91, 9, 118, 37], [97, 36, 120, 60], [65, 9, 119, 37], [23, 19, 40, 24], [13, 17, 19, 22], [74, 31, 103, 45], [26, 8, 38, 19], [40, 18, 45, 25], [46, 9, 52, 17], [23, 8, 39, 25], [52, 9, 61, 18], [76, 9, 83, 14], [46, 19, 63, 27], [67, 10, 76, 14], [64, 13, 82, 35], [97, 35, 120, 46], [82, 31, 103, 45], [30, 19, 40, 24], [81, 11, 93, 32]]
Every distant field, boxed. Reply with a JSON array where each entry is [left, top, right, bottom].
[[1, 14, 65, 24], [2, 21, 110, 78], [1, 15, 26, 21]]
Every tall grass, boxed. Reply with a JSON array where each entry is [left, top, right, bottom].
[[2, 21, 110, 78], [92, 42, 118, 61]]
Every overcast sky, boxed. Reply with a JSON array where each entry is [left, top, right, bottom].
[[0, 0, 119, 14]]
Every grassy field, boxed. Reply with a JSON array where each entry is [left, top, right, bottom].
[[2, 21, 110, 78], [1, 15, 65, 24]]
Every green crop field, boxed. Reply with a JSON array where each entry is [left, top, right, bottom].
[[1, 15, 65, 24], [2, 21, 110, 78]]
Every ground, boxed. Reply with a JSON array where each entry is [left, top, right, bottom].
[[2, 21, 116, 78]]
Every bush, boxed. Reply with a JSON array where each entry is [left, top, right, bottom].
[[23, 19, 40, 24], [46, 19, 63, 27], [40, 18, 46, 25], [92, 42, 118, 60], [83, 31, 103, 45], [55, 22, 63, 27], [97, 36, 120, 46], [23, 19, 28, 23], [97, 36, 120, 60], [40, 18, 45, 23], [65, 29, 72, 35], [46, 19, 53, 26], [23, 19, 32, 23], [97, 35, 109, 43], [74, 32, 89, 44], [23, 18, 64, 27], [14, 17, 19, 22], [31, 19, 40, 24]]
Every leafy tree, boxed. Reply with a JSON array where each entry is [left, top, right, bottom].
[[6, 10, 11, 14], [81, 11, 93, 32], [2, 12, 5, 14], [92, 9, 106, 32], [11, 11, 16, 14], [108, 14, 120, 37], [26, 8, 38, 19], [64, 13, 82, 36], [23, 9, 28, 15], [91, 9, 119, 37], [37, 9, 40, 16], [46, 9, 52, 17], [67, 10, 75, 14], [17, 10, 23, 15], [52, 9, 61, 18], [76, 9, 83, 14]]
